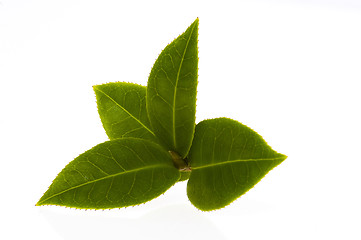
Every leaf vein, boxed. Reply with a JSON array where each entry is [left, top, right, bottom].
[[95, 87, 156, 137], [172, 22, 197, 150], [38, 164, 168, 205], [191, 157, 285, 170]]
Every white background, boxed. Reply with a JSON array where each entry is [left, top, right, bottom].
[[1, 0, 361, 239]]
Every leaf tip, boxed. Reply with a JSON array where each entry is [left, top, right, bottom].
[[35, 200, 44, 207], [92, 84, 100, 92], [36, 194, 49, 206], [192, 18, 199, 31], [278, 153, 288, 162]]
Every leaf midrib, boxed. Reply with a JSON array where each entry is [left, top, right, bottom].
[[191, 156, 286, 170], [37, 164, 167, 205], [95, 87, 156, 137], [172, 22, 197, 149]]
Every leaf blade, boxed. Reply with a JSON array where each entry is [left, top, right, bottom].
[[37, 138, 180, 209], [147, 19, 198, 157], [187, 118, 287, 211], [94, 82, 158, 142]]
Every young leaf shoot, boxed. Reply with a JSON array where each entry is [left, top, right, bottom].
[[37, 18, 286, 211]]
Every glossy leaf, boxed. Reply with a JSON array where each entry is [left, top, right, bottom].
[[147, 19, 198, 158], [187, 118, 287, 211], [94, 82, 158, 142], [37, 138, 180, 209]]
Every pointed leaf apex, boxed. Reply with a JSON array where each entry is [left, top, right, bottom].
[[147, 19, 199, 157]]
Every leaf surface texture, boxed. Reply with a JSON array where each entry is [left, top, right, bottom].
[[187, 118, 287, 211], [146, 19, 198, 158], [37, 138, 180, 209], [94, 82, 158, 142]]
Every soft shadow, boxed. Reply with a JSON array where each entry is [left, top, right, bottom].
[[38, 204, 227, 240]]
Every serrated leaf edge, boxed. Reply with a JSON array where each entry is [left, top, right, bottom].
[[36, 164, 169, 206], [172, 18, 198, 150], [93, 85, 157, 138]]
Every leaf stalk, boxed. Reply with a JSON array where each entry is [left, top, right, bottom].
[[169, 151, 191, 172]]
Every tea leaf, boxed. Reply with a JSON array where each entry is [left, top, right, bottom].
[[37, 138, 180, 209], [147, 19, 198, 158], [94, 82, 158, 142], [37, 19, 287, 212], [187, 118, 287, 211]]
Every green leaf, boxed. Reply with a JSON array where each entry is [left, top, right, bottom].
[[178, 171, 191, 181], [93, 82, 158, 142], [146, 18, 198, 158], [37, 138, 180, 209], [187, 118, 287, 211]]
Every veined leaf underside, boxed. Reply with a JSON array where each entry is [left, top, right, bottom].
[[37, 138, 180, 209], [147, 19, 198, 157], [187, 118, 286, 211], [95, 87, 156, 138], [191, 157, 287, 170], [171, 22, 198, 149]]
